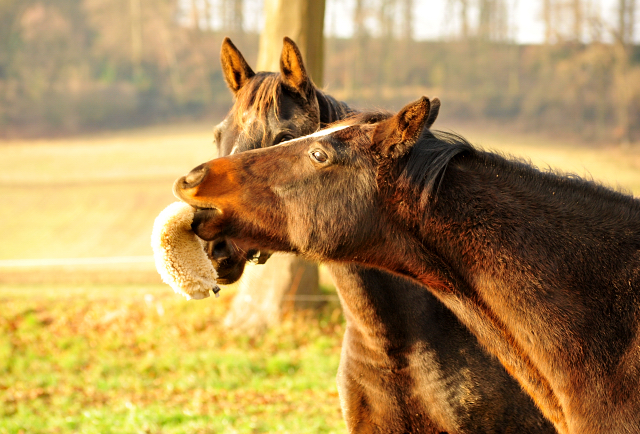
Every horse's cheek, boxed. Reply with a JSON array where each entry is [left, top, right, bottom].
[[282, 191, 319, 252], [272, 180, 324, 254]]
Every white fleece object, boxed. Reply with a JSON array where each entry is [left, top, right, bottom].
[[151, 201, 218, 300]]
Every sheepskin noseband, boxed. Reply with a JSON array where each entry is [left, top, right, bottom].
[[151, 202, 219, 300]]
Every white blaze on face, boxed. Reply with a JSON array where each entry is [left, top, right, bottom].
[[279, 124, 351, 145]]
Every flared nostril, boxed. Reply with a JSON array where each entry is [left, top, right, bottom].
[[183, 164, 208, 188]]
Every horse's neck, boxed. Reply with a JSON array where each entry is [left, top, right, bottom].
[[328, 262, 449, 349], [328, 263, 406, 350], [316, 90, 354, 126], [386, 153, 637, 433], [380, 148, 640, 358], [402, 151, 639, 279], [394, 149, 640, 379]]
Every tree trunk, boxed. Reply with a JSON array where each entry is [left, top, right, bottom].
[[400, 0, 413, 41], [543, 0, 553, 44], [572, 0, 583, 42], [223, 254, 320, 334], [618, 0, 636, 45], [613, 0, 636, 145], [346, 0, 366, 96], [460, 0, 469, 39], [223, 0, 325, 335], [222, 0, 244, 33], [478, 0, 492, 40], [256, 0, 325, 86]]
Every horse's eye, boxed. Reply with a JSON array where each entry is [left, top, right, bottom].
[[275, 134, 294, 144], [310, 149, 328, 164]]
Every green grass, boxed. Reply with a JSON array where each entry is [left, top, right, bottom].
[[0, 284, 346, 434]]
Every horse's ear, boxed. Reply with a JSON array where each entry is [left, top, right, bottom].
[[425, 97, 441, 129], [374, 97, 432, 159], [220, 37, 255, 95], [280, 36, 313, 98]]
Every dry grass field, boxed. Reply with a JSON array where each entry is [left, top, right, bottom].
[[1, 121, 638, 264], [0, 121, 639, 433], [0, 122, 216, 262]]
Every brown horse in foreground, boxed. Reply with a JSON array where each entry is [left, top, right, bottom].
[[205, 38, 556, 433], [175, 97, 640, 434]]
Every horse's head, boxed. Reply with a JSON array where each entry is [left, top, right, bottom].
[[204, 37, 326, 283], [215, 36, 322, 156], [175, 97, 439, 265]]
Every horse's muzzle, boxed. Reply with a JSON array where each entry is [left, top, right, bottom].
[[182, 163, 208, 189], [173, 171, 218, 212]]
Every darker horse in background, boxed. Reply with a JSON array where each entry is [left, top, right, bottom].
[[204, 38, 556, 434], [175, 97, 640, 434], [205, 38, 351, 284]]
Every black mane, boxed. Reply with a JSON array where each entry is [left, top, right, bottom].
[[402, 130, 474, 203], [402, 129, 638, 214], [333, 109, 394, 127], [316, 91, 354, 126]]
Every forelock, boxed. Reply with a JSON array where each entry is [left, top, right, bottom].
[[232, 72, 282, 139]]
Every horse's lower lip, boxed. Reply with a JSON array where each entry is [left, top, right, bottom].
[[216, 260, 246, 285]]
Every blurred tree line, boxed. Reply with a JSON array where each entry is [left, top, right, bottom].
[[0, 0, 257, 136], [328, 0, 640, 143], [1, 0, 638, 142]]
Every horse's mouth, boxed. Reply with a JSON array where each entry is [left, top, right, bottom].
[[202, 237, 274, 285], [191, 208, 223, 240], [211, 254, 247, 284], [192, 205, 217, 214]]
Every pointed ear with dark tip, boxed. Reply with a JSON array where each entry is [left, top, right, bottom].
[[220, 37, 255, 95], [425, 97, 441, 129], [280, 36, 313, 98], [374, 97, 431, 159]]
